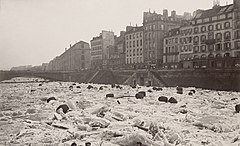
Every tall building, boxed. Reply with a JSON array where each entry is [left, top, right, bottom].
[[125, 26, 144, 68], [179, 22, 194, 69], [90, 30, 114, 69], [191, 3, 235, 68], [233, 0, 240, 58], [143, 10, 191, 68], [163, 0, 240, 69], [47, 41, 91, 71], [163, 27, 181, 69], [107, 31, 126, 69]]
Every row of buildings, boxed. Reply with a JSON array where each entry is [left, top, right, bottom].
[[22, 0, 239, 71], [163, 0, 240, 69]]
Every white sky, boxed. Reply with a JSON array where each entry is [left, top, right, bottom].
[[0, 0, 233, 70]]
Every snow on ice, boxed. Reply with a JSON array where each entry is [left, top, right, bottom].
[[0, 77, 240, 146]]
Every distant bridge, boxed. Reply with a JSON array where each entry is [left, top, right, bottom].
[[1, 69, 240, 91]]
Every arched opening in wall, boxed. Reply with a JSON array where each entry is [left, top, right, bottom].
[[216, 53, 223, 68], [200, 54, 207, 68], [216, 53, 222, 58], [193, 55, 199, 60], [208, 53, 214, 59], [224, 53, 230, 57], [208, 54, 215, 68], [201, 54, 207, 59], [224, 53, 232, 68]]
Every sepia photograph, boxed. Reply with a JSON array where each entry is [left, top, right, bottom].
[[0, 0, 240, 145]]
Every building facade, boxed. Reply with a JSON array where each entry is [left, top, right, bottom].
[[143, 10, 191, 68], [191, 3, 236, 69], [233, 0, 240, 59], [163, 27, 181, 69], [47, 41, 91, 71], [163, 0, 240, 69], [179, 23, 194, 69], [125, 26, 144, 69], [90, 30, 114, 69], [106, 31, 126, 69]]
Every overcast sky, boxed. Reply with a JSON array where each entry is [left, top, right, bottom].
[[0, 0, 233, 70]]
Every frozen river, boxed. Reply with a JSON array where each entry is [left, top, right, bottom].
[[0, 77, 240, 146]]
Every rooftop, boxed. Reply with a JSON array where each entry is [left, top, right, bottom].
[[193, 4, 234, 20]]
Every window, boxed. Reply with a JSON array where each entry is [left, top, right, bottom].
[[224, 31, 231, 40], [208, 25, 214, 31], [194, 27, 199, 34], [129, 35, 131, 39], [212, 16, 218, 21], [189, 45, 192, 51], [203, 18, 210, 22], [133, 34, 135, 39], [215, 44, 222, 51], [219, 14, 226, 19], [235, 21, 240, 29], [189, 37, 192, 43], [235, 41, 240, 49], [227, 13, 232, 18], [201, 45, 206, 52], [216, 33, 222, 41], [201, 35, 206, 43], [137, 40, 139, 47], [175, 38, 178, 43], [133, 41, 135, 47], [224, 42, 231, 50], [140, 32, 142, 37], [165, 39, 168, 45], [197, 19, 203, 24], [193, 36, 199, 45], [194, 46, 199, 53], [140, 40, 142, 46], [208, 32, 214, 40], [216, 23, 222, 30], [235, 30, 240, 39], [224, 22, 230, 29], [201, 26, 206, 32], [208, 44, 214, 51]]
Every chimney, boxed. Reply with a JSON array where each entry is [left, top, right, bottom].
[[163, 9, 168, 18], [171, 10, 176, 20], [65, 48, 67, 51], [120, 31, 125, 36], [70, 44, 72, 48]]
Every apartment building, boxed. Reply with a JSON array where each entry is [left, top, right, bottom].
[[191, 3, 235, 68], [47, 41, 91, 71], [163, 0, 240, 69], [179, 23, 194, 69], [163, 27, 181, 69], [143, 10, 192, 68], [90, 31, 114, 69], [125, 26, 144, 68]]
